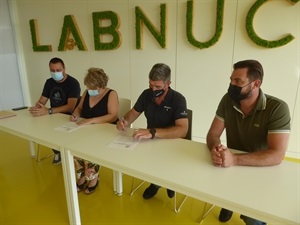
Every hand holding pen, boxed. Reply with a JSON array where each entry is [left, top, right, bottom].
[[70, 113, 78, 122], [116, 117, 127, 131]]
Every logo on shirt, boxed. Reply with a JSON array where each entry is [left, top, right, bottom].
[[164, 106, 172, 111], [50, 87, 66, 107], [181, 110, 188, 116]]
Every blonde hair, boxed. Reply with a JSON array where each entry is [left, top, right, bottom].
[[84, 68, 109, 89]]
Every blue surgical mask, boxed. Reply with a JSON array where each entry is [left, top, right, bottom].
[[50, 71, 64, 81], [88, 89, 99, 96]]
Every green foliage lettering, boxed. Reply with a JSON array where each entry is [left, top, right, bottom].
[[246, 0, 296, 48], [135, 4, 167, 49], [93, 11, 121, 50], [29, 19, 52, 52], [186, 0, 224, 49], [58, 15, 87, 51]]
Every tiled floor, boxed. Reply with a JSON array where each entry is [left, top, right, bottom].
[[0, 131, 245, 225]]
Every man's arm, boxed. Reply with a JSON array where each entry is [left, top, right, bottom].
[[51, 97, 78, 114], [206, 116, 225, 151], [29, 96, 78, 116], [29, 96, 48, 116], [228, 133, 290, 167], [132, 117, 188, 140], [154, 118, 188, 139], [116, 108, 141, 130]]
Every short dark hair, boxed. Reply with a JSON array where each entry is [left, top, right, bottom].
[[234, 59, 264, 83], [49, 57, 65, 68], [148, 63, 171, 83]]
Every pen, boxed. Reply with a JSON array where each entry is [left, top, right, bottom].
[[72, 114, 76, 118], [121, 117, 125, 123]]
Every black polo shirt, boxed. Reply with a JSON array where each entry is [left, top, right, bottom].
[[134, 87, 187, 129]]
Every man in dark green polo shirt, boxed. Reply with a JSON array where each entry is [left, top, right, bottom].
[[206, 59, 291, 225]]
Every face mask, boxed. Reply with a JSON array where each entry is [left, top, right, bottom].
[[152, 89, 165, 98], [227, 82, 253, 102], [88, 89, 99, 96], [50, 71, 64, 81], [151, 83, 167, 98]]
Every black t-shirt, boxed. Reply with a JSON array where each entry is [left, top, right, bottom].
[[42, 75, 81, 112], [134, 87, 187, 128]]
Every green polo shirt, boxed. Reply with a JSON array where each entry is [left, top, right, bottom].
[[216, 89, 290, 152]]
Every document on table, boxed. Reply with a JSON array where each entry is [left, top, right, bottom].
[[106, 133, 139, 151], [54, 122, 81, 132]]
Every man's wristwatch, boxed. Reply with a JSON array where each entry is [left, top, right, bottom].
[[150, 128, 156, 139], [48, 108, 53, 115]]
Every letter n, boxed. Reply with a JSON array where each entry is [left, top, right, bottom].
[[135, 4, 167, 49]]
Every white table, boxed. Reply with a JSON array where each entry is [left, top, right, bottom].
[[1, 110, 299, 225], [63, 124, 300, 225], [0, 109, 123, 225]]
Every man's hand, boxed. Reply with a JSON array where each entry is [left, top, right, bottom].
[[29, 102, 48, 117], [116, 117, 128, 131], [211, 144, 235, 167], [132, 128, 152, 140]]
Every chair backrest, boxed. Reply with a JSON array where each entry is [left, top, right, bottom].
[[118, 98, 131, 119], [183, 109, 192, 140]]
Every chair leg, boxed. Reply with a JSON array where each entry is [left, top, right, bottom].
[[198, 202, 215, 223], [35, 144, 54, 162], [174, 192, 188, 213], [130, 178, 145, 196]]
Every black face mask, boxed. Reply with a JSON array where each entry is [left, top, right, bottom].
[[227, 82, 253, 102], [152, 89, 165, 98]]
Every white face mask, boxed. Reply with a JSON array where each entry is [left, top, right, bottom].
[[50, 71, 64, 81], [88, 89, 100, 96]]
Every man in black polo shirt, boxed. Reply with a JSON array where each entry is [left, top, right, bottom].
[[116, 63, 188, 199]]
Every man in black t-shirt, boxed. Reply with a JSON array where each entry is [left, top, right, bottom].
[[116, 63, 188, 199], [29, 57, 81, 165]]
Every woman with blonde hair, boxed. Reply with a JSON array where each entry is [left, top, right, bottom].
[[71, 67, 119, 194]]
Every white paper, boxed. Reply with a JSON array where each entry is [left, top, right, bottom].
[[106, 133, 139, 151], [54, 122, 81, 132]]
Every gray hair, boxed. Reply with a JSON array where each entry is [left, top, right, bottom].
[[148, 63, 171, 83]]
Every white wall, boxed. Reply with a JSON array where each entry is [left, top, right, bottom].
[[6, 0, 300, 158], [0, 0, 24, 110]]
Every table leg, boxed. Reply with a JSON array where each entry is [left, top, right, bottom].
[[113, 170, 123, 196], [60, 147, 81, 225], [29, 141, 36, 158]]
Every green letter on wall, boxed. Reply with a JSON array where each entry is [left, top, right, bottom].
[[246, 0, 296, 48], [58, 15, 87, 51], [93, 11, 121, 50], [135, 4, 167, 49], [29, 19, 52, 52], [186, 0, 224, 49]]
